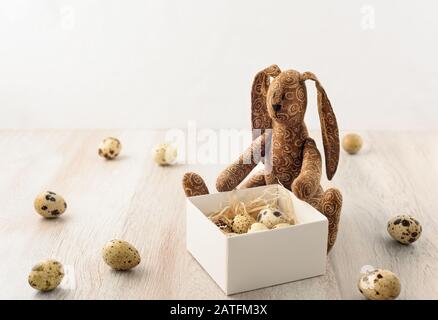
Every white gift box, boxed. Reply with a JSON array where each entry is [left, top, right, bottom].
[[186, 184, 328, 295]]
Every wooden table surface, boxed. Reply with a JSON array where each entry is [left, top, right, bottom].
[[0, 130, 437, 300]]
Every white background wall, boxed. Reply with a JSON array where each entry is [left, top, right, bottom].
[[0, 0, 437, 130]]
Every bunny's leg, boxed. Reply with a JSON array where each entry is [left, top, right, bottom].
[[291, 138, 321, 199], [320, 188, 342, 251], [291, 138, 342, 251], [182, 172, 209, 197], [216, 134, 266, 192], [308, 187, 343, 252]]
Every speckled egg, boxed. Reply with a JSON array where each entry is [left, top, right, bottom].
[[272, 223, 291, 229], [98, 137, 122, 160], [257, 208, 289, 228], [34, 191, 67, 218], [248, 222, 269, 233], [358, 269, 401, 300], [102, 240, 141, 270], [387, 215, 422, 244], [153, 143, 177, 166], [211, 216, 233, 233], [232, 214, 255, 234], [342, 133, 363, 154], [28, 260, 64, 292]]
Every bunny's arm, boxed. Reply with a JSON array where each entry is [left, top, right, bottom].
[[292, 138, 322, 200], [216, 133, 267, 192]]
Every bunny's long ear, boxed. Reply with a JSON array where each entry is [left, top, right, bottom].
[[301, 72, 340, 180], [251, 65, 281, 140]]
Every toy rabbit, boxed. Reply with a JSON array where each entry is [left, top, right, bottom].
[[182, 65, 343, 251]]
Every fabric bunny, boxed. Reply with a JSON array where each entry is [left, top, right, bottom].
[[182, 65, 343, 251]]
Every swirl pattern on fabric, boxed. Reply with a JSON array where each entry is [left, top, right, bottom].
[[182, 172, 209, 197]]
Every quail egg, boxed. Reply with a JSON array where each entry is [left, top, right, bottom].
[[232, 214, 255, 234], [102, 240, 141, 270], [257, 208, 289, 228], [387, 214, 422, 244], [358, 268, 401, 300], [28, 259, 64, 292], [342, 133, 363, 154], [98, 137, 122, 160], [248, 222, 269, 233], [34, 191, 67, 218], [153, 143, 177, 166]]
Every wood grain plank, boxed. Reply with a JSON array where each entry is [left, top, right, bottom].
[[0, 130, 436, 299]]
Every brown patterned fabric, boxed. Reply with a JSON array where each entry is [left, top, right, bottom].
[[307, 186, 343, 251], [319, 188, 342, 250], [301, 72, 340, 180], [182, 65, 343, 252], [216, 134, 266, 192], [251, 64, 281, 140], [182, 172, 209, 197], [240, 170, 267, 189], [291, 138, 322, 200]]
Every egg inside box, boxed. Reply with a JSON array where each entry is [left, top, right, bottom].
[[186, 184, 329, 295]]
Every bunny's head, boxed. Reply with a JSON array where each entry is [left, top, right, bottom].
[[251, 65, 340, 180], [266, 70, 307, 126]]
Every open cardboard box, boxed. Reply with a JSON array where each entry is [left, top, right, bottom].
[[186, 184, 328, 295]]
